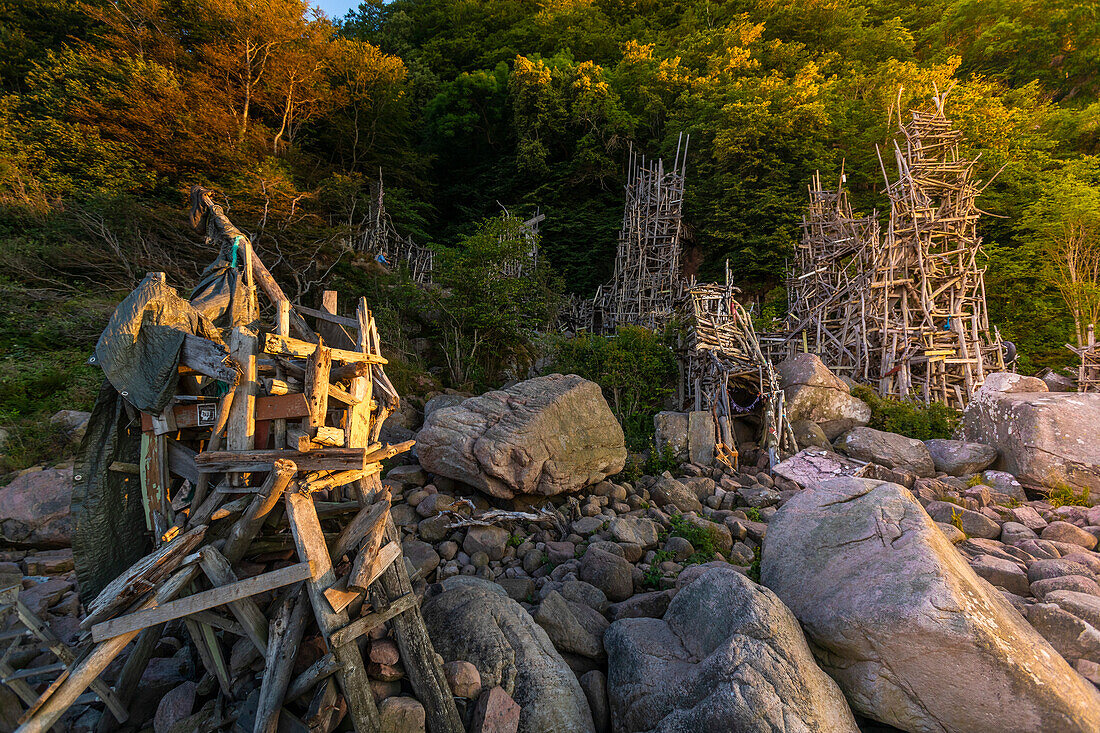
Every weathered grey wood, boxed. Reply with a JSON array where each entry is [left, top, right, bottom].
[[295, 304, 360, 330], [304, 341, 332, 431], [94, 624, 161, 732], [191, 389, 235, 511], [347, 540, 399, 594], [228, 327, 258, 486], [180, 335, 237, 384], [254, 586, 308, 733], [15, 566, 198, 733], [329, 493, 389, 563], [368, 478, 464, 733], [263, 333, 386, 365], [91, 562, 310, 642], [182, 617, 231, 696], [197, 547, 269, 655], [222, 459, 297, 565], [167, 438, 199, 485], [195, 448, 365, 474], [285, 653, 338, 703], [284, 491, 379, 732], [82, 525, 207, 631], [328, 592, 417, 650]]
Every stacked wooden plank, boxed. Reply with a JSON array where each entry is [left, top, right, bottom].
[[1068, 324, 1100, 392], [8, 191, 462, 733]]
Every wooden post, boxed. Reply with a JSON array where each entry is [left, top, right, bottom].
[[228, 327, 258, 485], [197, 547, 270, 655], [254, 587, 309, 733], [139, 432, 169, 543], [222, 458, 297, 565], [284, 491, 379, 732], [304, 341, 332, 433], [93, 625, 162, 733]]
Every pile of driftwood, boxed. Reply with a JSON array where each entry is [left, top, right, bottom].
[[1069, 324, 1100, 393], [8, 191, 464, 733]]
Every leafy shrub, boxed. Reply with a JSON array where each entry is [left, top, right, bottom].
[[644, 441, 679, 475], [851, 386, 960, 440], [747, 545, 762, 583], [1047, 484, 1091, 508], [552, 326, 678, 450], [668, 513, 720, 565]]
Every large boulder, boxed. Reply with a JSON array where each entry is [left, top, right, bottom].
[[0, 468, 73, 548], [417, 374, 626, 498], [421, 577, 594, 733], [923, 439, 998, 477], [605, 566, 858, 733], [761, 477, 1100, 733], [835, 427, 935, 477], [961, 372, 1100, 497], [777, 353, 871, 440], [653, 412, 689, 463]]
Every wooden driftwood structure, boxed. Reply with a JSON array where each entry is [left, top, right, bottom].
[[498, 207, 544, 279], [8, 191, 462, 733], [872, 90, 1005, 407], [771, 168, 879, 381], [1069, 324, 1100, 392], [593, 135, 689, 333], [355, 171, 434, 284], [683, 266, 798, 470]]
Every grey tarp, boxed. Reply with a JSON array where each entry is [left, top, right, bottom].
[[73, 274, 227, 599], [71, 382, 147, 599]]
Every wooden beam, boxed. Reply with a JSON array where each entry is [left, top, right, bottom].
[[303, 341, 332, 431], [262, 333, 386, 365], [284, 492, 379, 732], [197, 547, 270, 655], [328, 593, 418, 650], [347, 541, 400, 594], [330, 493, 389, 562], [254, 587, 309, 733], [195, 448, 364, 474], [91, 563, 311, 643], [227, 327, 258, 485], [222, 459, 297, 565]]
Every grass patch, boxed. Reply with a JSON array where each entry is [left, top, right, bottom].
[[668, 513, 719, 565], [1047, 484, 1091, 508], [851, 386, 960, 440]]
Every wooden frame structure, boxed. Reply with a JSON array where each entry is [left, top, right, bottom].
[[593, 134, 689, 333], [871, 91, 1004, 408], [1069, 324, 1100, 392], [498, 207, 544, 279], [683, 265, 798, 469], [9, 190, 463, 733], [356, 171, 434, 284], [778, 169, 879, 380]]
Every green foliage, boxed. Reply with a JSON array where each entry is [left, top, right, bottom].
[[1047, 484, 1091, 509], [643, 441, 679, 475], [851, 386, 960, 440], [552, 326, 677, 450], [747, 545, 762, 583], [744, 507, 763, 522], [668, 513, 720, 565]]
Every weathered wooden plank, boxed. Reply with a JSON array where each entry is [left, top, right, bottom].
[[262, 333, 387, 365], [254, 587, 308, 733], [194, 448, 364, 474], [91, 563, 311, 642], [140, 394, 308, 432], [180, 334, 237, 384], [328, 593, 418, 650], [347, 541, 399, 594], [284, 492, 379, 732], [329, 493, 389, 563], [93, 625, 161, 733], [222, 460, 297, 565], [285, 654, 338, 703], [228, 327, 258, 486], [197, 547, 269, 655]]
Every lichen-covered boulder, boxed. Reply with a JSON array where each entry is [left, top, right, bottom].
[[777, 353, 870, 439], [961, 373, 1100, 498], [762, 477, 1100, 733], [422, 577, 595, 733], [605, 566, 857, 733], [417, 374, 626, 498]]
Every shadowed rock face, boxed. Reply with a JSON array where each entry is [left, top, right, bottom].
[[605, 566, 858, 733], [761, 477, 1100, 733], [421, 577, 595, 733], [0, 468, 73, 548], [416, 374, 626, 499], [961, 374, 1100, 497]]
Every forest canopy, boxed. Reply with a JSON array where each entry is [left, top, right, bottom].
[[2, 0, 1100, 376]]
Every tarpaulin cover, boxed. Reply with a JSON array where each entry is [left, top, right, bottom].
[[73, 273, 228, 599], [71, 381, 147, 600]]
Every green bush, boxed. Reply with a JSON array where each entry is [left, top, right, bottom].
[[851, 386, 960, 441], [552, 326, 678, 451], [668, 513, 720, 565]]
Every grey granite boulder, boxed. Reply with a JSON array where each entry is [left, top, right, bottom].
[[422, 577, 594, 733], [605, 566, 857, 733], [417, 374, 626, 498], [777, 353, 870, 439], [761, 477, 1100, 733], [924, 439, 998, 476], [835, 426, 935, 477]]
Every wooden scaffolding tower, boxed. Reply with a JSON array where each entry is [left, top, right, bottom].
[[780, 169, 879, 380], [683, 264, 798, 470], [593, 134, 689, 333], [873, 91, 1004, 408]]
